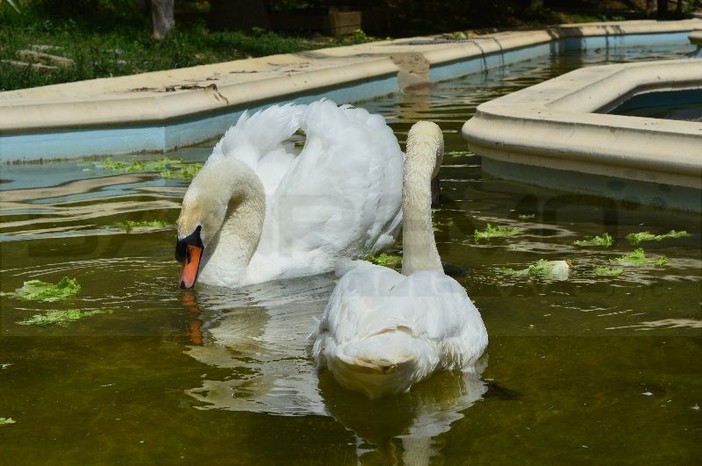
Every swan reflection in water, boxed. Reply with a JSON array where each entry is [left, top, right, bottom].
[[181, 275, 488, 464]]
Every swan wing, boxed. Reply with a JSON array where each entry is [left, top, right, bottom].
[[208, 103, 306, 196], [251, 101, 404, 279]]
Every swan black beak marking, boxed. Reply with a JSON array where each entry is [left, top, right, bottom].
[[176, 226, 203, 289]]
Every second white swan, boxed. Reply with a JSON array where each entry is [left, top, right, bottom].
[[312, 121, 488, 399]]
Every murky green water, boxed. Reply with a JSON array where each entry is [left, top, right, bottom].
[[1, 45, 700, 465]]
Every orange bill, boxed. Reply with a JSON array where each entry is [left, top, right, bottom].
[[179, 244, 203, 289]]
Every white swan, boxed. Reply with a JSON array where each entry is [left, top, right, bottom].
[[175, 100, 404, 289], [312, 121, 488, 399]]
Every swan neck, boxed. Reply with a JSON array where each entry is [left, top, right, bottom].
[[196, 159, 266, 281], [401, 136, 442, 276], [221, 167, 265, 259]]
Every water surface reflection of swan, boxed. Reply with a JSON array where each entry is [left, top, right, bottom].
[[182, 276, 488, 463]]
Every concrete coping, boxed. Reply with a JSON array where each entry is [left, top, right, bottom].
[[1, 18, 701, 161], [2, 19, 701, 133], [462, 58, 702, 191]]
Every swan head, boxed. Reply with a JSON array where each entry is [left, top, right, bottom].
[[406, 120, 444, 178], [175, 186, 227, 289], [407, 121, 444, 205]]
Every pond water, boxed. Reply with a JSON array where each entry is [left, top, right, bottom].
[[1, 44, 700, 464], [609, 88, 702, 122]]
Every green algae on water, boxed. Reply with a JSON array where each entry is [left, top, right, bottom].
[[474, 223, 522, 240], [1, 276, 80, 302], [496, 259, 572, 281], [574, 233, 614, 247], [368, 252, 403, 267], [17, 309, 112, 327], [110, 220, 171, 233], [0, 418, 16, 426], [96, 156, 202, 181], [593, 266, 624, 276], [611, 248, 667, 267], [626, 230, 691, 245]]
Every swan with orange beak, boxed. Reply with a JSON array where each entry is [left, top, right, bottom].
[[175, 225, 204, 289], [173, 100, 404, 289]]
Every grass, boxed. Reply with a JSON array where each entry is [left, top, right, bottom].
[[3, 1, 679, 92], [0, 5, 376, 92]]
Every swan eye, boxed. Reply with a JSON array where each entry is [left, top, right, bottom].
[[175, 225, 203, 262]]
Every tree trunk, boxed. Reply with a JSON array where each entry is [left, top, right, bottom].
[[529, 0, 543, 11], [151, 0, 175, 40], [657, 0, 669, 19]]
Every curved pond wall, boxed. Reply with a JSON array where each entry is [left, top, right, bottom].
[[0, 19, 700, 162], [462, 59, 702, 212]]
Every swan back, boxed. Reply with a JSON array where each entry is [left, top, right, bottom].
[[313, 265, 487, 399]]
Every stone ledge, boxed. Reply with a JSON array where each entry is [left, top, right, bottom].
[[462, 59, 702, 208], [1, 18, 700, 160]]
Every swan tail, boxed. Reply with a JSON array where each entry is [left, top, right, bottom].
[[324, 331, 436, 399], [212, 103, 305, 164]]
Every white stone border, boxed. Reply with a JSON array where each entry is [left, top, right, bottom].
[[462, 59, 702, 191], [1, 19, 700, 160]]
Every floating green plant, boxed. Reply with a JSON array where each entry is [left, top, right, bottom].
[[474, 223, 522, 240], [1, 277, 80, 302], [432, 217, 454, 232], [611, 248, 667, 267], [626, 230, 691, 245], [593, 266, 624, 277], [0, 418, 16, 426], [368, 252, 403, 267], [96, 156, 202, 181], [159, 162, 203, 180], [574, 233, 614, 247], [496, 259, 572, 281], [17, 309, 112, 327], [518, 214, 536, 220], [111, 220, 170, 233]]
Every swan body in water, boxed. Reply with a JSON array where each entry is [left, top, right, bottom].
[[175, 100, 403, 289], [312, 121, 488, 399]]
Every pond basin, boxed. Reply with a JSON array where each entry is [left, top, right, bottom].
[[1, 26, 701, 466]]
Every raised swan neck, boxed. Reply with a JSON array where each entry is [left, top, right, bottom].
[[401, 121, 444, 276]]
